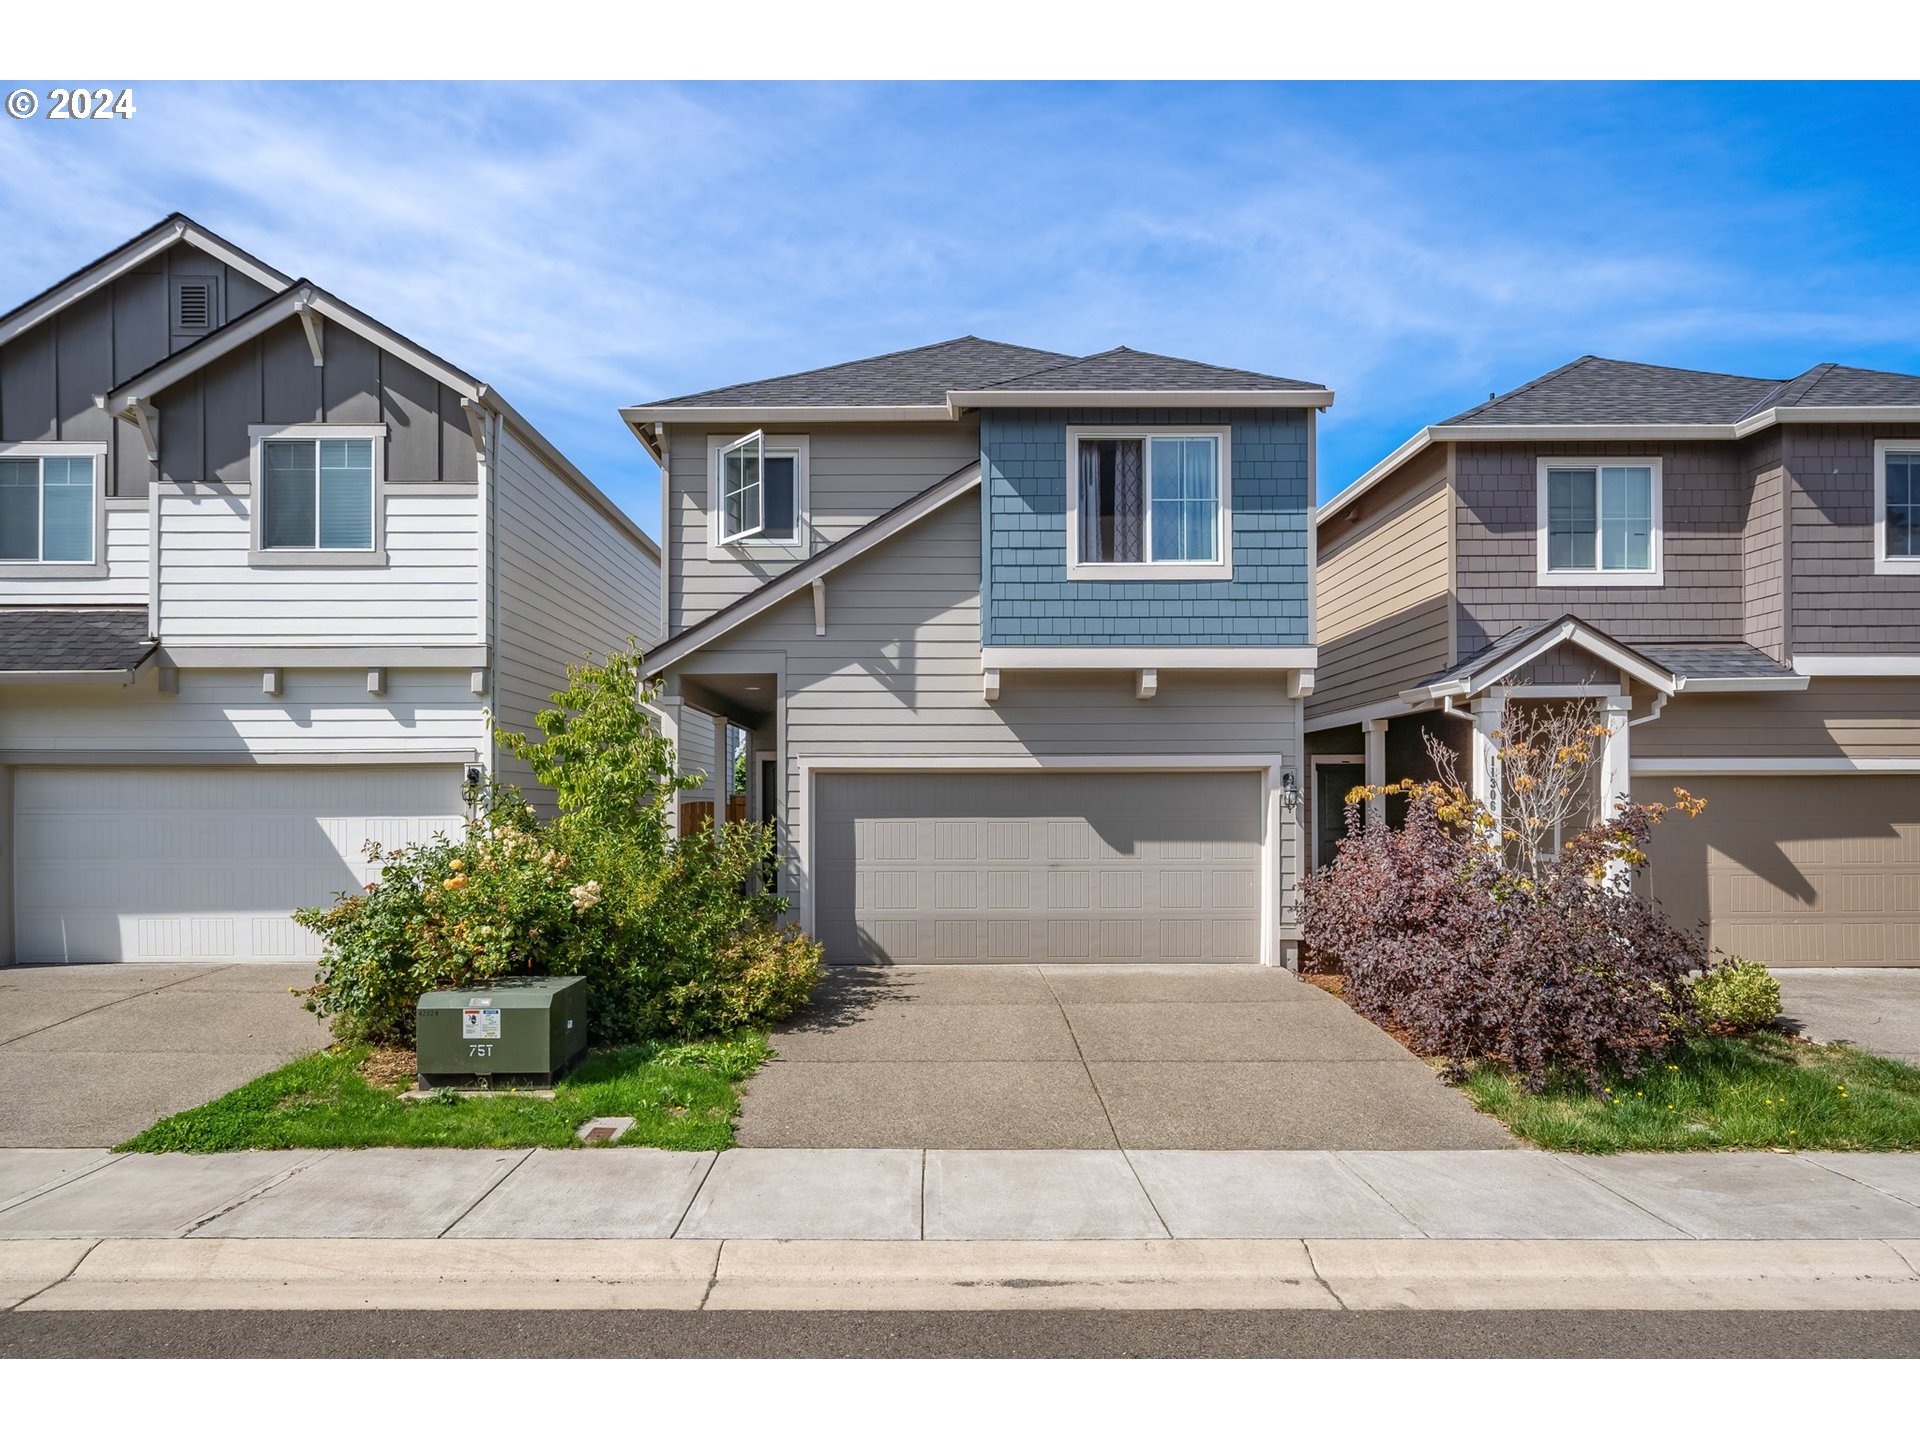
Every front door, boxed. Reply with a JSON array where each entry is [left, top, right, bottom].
[[1314, 762, 1365, 870]]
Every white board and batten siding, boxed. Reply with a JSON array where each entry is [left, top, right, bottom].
[[676, 495, 1303, 956], [489, 422, 662, 799], [153, 486, 483, 644]]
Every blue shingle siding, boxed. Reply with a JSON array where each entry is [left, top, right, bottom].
[[979, 407, 1312, 646]]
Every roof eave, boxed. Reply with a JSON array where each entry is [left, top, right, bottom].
[[619, 403, 954, 426], [950, 388, 1334, 410], [1316, 426, 1436, 526]]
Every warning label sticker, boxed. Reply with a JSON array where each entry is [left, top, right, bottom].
[[463, 1008, 502, 1040]]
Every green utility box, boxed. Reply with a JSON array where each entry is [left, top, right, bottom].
[[416, 976, 589, 1089]]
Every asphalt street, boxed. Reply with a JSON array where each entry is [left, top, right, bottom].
[[2, 1308, 1915, 1358]]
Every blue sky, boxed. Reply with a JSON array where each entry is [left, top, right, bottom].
[[5, 81, 1918, 530]]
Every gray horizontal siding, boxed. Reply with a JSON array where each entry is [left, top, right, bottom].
[[664, 420, 980, 635]]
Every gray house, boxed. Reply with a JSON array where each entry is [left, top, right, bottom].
[[1307, 356, 1920, 967], [0, 216, 659, 964], [622, 338, 1328, 966]]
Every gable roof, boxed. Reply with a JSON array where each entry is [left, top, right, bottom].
[[951, 345, 1326, 401], [1324, 353, 1920, 526], [0, 607, 157, 680], [0, 214, 291, 350], [622, 338, 1333, 439], [645, 458, 982, 674], [638, 337, 1076, 412], [103, 280, 657, 560], [1401, 614, 1680, 703]]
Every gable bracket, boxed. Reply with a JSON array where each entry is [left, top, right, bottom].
[[1135, 668, 1158, 701], [811, 578, 827, 637], [460, 398, 491, 458], [127, 398, 160, 462], [982, 667, 1001, 703], [294, 299, 324, 366]]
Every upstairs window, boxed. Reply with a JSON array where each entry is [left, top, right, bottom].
[[1065, 426, 1232, 580], [248, 424, 386, 565], [712, 431, 805, 547], [0, 449, 98, 567], [1537, 458, 1662, 586], [1876, 441, 1920, 574]]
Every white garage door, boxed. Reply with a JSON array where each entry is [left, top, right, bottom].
[[814, 771, 1264, 964], [13, 766, 469, 963]]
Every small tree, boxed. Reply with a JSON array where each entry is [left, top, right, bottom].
[[1425, 697, 1614, 881]]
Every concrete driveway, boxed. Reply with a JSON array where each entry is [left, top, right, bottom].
[[1776, 970, 1920, 1064], [737, 965, 1514, 1150], [0, 964, 328, 1147]]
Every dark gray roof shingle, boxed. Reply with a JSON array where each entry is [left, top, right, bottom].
[[0, 607, 155, 674], [969, 346, 1323, 394], [1442, 357, 1781, 426], [638, 337, 1076, 409], [1443, 355, 1920, 428], [1635, 642, 1797, 682]]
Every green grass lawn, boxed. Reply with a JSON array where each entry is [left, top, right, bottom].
[[119, 1034, 769, 1154], [1463, 1031, 1920, 1153]]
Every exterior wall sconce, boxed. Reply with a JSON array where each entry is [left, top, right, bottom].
[[1280, 770, 1301, 813]]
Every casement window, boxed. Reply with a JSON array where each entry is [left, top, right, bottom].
[[1536, 458, 1662, 586], [0, 444, 105, 576], [1065, 425, 1232, 581], [248, 424, 387, 566], [710, 431, 807, 548], [1875, 440, 1920, 574]]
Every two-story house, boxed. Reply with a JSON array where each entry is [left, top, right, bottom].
[[1307, 355, 1920, 968], [0, 215, 659, 965], [622, 338, 1326, 966]]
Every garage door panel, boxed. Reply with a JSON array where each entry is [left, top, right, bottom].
[[13, 766, 467, 964], [816, 771, 1262, 965], [1639, 775, 1920, 968]]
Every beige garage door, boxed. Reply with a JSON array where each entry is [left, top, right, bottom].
[[13, 766, 469, 963], [1638, 775, 1920, 967], [814, 771, 1262, 965]]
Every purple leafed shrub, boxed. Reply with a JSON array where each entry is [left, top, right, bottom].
[[1299, 787, 1706, 1093]]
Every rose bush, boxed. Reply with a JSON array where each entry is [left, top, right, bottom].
[[297, 645, 823, 1046], [1299, 778, 1708, 1093]]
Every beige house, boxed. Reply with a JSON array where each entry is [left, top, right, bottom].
[[1308, 356, 1920, 968]]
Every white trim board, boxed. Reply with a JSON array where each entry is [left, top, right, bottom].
[[1873, 437, 1920, 576], [981, 646, 1315, 672], [792, 755, 1289, 968], [1631, 757, 1920, 775], [1534, 456, 1664, 588], [1063, 423, 1233, 582], [1793, 655, 1920, 677]]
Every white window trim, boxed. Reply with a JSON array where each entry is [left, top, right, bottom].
[[1873, 439, 1920, 575], [706, 433, 810, 554], [0, 440, 109, 579], [1065, 424, 1234, 582], [1535, 456, 1664, 588], [247, 423, 389, 568]]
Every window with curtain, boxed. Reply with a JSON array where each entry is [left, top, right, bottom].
[[1076, 433, 1221, 567], [260, 437, 375, 550], [0, 454, 95, 563], [1885, 449, 1920, 560], [1544, 464, 1654, 574]]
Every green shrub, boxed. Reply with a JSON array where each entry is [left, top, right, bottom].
[[297, 644, 822, 1047], [1691, 957, 1782, 1034]]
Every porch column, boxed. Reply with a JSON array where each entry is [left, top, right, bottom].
[[1470, 696, 1503, 827], [1597, 693, 1632, 821], [649, 695, 685, 839], [1361, 716, 1388, 827]]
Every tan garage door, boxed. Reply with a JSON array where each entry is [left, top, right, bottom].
[[1637, 775, 1920, 967], [814, 771, 1262, 964]]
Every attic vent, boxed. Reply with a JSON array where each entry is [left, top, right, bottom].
[[175, 282, 212, 330], [169, 275, 221, 340]]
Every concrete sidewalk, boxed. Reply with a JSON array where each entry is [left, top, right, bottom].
[[4, 1146, 1917, 1243]]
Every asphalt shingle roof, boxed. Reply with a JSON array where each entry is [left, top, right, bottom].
[[639, 337, 1077, 409], [969, 346, 1324, 394], [0, 607, 155, 674], [636, 339, 1322, 409], [1442, 356, 1920, 428], [1634, 642, 1797, 682]]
